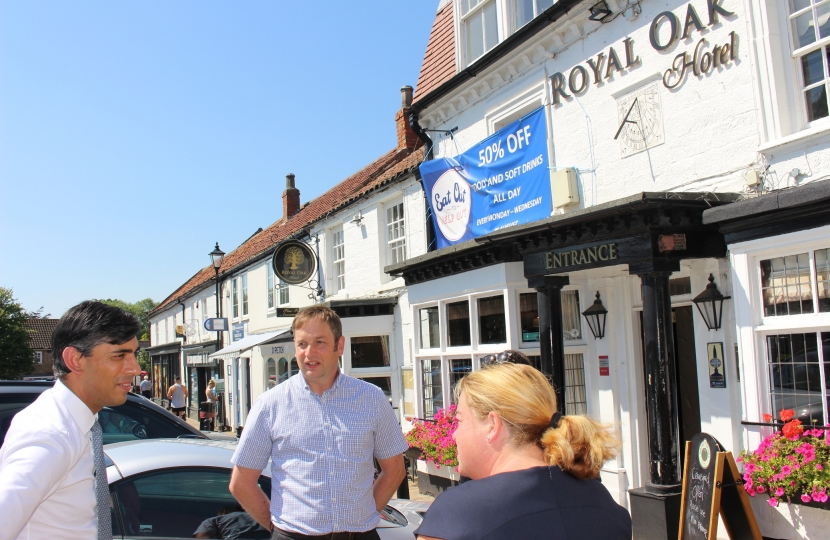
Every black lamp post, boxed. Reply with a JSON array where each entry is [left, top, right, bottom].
[[582, 291, 608, 339], [693, 273, 730, 330], [209, 242, 225, 319]]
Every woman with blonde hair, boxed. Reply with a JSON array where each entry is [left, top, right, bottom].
[[415, 361, 631, 540]]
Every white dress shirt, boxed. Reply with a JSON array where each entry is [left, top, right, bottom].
[[0, 379, 98, 540]]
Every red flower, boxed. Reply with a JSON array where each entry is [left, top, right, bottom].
[[779, 409, 795, 422], [763, 413, 773, 423], [782, 419, 804, 439]]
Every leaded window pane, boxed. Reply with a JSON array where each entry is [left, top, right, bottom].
[[760, 253, 814, 316]]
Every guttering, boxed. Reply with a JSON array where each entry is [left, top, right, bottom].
[[409, 0, 584, 115]]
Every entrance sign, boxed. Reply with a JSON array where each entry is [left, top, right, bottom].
[[679, 433, 761, 540], [419, 107, 552, 248], [204, 318, 228, 332], [272, 240, 317, 285]]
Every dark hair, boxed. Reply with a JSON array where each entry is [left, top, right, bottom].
[[52, 301, 140, 378], [292, 305, 342, 343]]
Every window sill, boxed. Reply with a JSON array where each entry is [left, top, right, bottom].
[[758, 122, 830, 156], [754, 313, 830, 333]]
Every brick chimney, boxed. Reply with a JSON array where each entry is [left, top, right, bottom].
[[395, 85, 419, 152], [282, 173, 300, 221]]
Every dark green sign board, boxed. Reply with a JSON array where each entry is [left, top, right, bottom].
[[679, 433, 761, 540]]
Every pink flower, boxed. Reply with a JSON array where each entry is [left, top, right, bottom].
[[782, 465, 792, 475], [768, 497, 778, 506], [775, 487, 785, 497], [802, 494, 812, 503], [819, 492, 829, 503], [756, 486, 765, 494]]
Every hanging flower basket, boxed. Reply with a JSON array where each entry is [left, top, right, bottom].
[[405, 406, 460, 496], [738, 409, 830, 508], [404, 405, 458, 468]]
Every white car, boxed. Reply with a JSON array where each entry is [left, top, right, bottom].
[[105, 438, 429, 539]]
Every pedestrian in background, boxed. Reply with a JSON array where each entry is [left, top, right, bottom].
[[415, 361, 631, 540], [229, 305, 407, 539], [0, 301, 141, 539], [167, 376, 188, 419], [140, 375, 152, 399]]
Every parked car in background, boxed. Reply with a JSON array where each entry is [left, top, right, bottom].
[[0, 381, 234, 447], [105, 438, 430, 539]]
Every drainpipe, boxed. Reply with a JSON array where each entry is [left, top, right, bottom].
[[408, 111, 438, 251], [408, 111, 433, 160]]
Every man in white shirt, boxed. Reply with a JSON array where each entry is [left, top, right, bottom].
[[0, 300, 141, 540], [140, 375, 152, 398]]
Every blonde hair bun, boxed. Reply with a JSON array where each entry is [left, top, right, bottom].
[[456, 363, 619, 480]]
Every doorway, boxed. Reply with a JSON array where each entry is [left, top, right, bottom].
[[639, 306, 702, 467]]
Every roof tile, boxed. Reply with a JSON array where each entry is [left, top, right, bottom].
[[414, 3, 456, 101], [151, 147, 425, 315], [23, 319, 60, 350]]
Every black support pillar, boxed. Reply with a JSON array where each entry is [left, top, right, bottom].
[[629, 261, 682, 540], [528, 275, 569, 413], [640, 270, 681, 489]]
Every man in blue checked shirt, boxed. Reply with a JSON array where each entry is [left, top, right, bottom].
[[230, 306, 408, 540]]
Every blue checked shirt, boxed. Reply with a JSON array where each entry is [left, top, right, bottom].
[[231, 371, 408, 535]]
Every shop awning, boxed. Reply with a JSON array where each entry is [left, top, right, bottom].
[[208, 328, 291, 363]]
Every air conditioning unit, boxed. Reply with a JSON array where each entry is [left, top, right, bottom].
[[550, 167, 579, 208]]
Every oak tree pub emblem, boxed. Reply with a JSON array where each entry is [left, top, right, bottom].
[[272, 240, 316, 285]]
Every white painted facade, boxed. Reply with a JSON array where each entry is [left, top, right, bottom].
[[402, 0, 830, 511]]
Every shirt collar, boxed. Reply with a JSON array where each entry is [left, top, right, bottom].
[[297, 368, 344, 395], [53, 379, 97, 432]]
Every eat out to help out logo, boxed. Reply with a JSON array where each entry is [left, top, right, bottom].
[[431, 167, 471, 241]]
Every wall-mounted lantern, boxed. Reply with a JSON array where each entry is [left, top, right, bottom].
[[582, 291, 608, 339], [693, 274, 731, 330], [588, 1, 613, 23]]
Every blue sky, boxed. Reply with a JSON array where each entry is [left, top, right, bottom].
[[0, 1, 437, 317]]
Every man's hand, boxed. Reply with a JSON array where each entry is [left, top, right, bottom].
[[229, 465, 271, 531], [373, 454, 406, 512]]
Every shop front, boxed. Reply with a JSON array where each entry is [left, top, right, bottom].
[[145, 342, 181, 407], [209, 329, 291, 430], [182, 340, 220, 421], [390, 191, 744, 534]]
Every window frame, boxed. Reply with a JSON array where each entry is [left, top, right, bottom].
[[386, 201, 407, 267], [278, 278, 289, 306], [33, 351, 42, 364], [459, 0, 502, 67], [241, 274, 249, 317], [332, 227, 346, 293], [267, 264, 275, 310], [787, 0, 830, 127], [737, 232, 830, 432], [231, 278, 239, 320]]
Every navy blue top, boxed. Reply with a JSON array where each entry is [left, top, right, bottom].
[[414, 466, 631, 540]]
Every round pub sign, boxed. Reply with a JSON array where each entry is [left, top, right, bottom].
[[272, 240, 316, 285]]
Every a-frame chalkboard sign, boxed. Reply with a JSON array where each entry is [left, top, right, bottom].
[[678, 433, 763, 540]]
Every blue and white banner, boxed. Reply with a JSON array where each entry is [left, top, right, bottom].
[[420, 107, 552, 249]]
